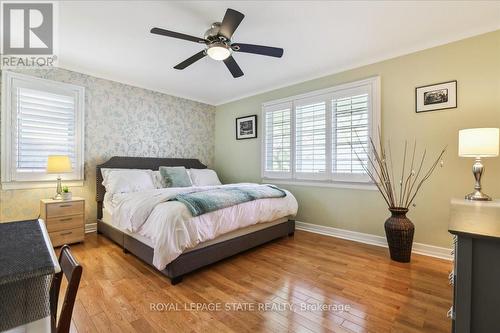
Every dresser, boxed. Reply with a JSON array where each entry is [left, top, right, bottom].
[[448, 199, 500, 333], [40, 197, 85, 247]]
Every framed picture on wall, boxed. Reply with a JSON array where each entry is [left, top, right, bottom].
[[415, 80, 457, 113], [236, 115, 257, 140]]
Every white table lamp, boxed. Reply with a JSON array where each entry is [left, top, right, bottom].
[[459, 128, 499, 201], [47, 155, 72, 200]]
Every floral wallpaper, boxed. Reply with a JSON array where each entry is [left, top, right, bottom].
[[0, 68, 215, 223]]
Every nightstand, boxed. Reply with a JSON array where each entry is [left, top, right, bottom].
[[40, 197, 85, 247]]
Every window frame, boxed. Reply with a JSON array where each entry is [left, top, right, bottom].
[[261, 76, 380, 188], [1, 71, 85, 189]]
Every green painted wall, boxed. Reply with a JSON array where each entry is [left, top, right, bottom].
[[215, 30, 500, 248]]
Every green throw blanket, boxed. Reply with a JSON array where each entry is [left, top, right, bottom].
[[174, 185, 287, 217]]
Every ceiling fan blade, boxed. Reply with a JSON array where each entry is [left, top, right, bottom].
[[223, 56, 244, 78], [232, 43, 284, 58], [174, 51, 207, 70], [151, 27, 207, 44], [219, 8, 245, 39]]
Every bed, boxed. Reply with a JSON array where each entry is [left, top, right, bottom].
[[96, 156, 296, 284]]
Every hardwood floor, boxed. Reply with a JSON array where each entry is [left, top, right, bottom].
[[60, 231, 452, 333]]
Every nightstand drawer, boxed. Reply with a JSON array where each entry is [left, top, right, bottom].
[[46, 201, 84, 218], [49, 227, 84, 247], [46, 215, 84, 233]]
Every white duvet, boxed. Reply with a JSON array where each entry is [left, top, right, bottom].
[[109, 183, 298, 270]]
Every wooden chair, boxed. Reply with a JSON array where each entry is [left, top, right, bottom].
[[49, 245, 83, 333]]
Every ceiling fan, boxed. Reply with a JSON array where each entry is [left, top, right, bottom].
[[150, 8, 284, 78]]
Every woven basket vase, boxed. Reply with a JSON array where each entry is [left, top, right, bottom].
[[384, 207, 415, 263]]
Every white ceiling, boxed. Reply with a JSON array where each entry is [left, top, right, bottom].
[[58, 1, 500, 105]]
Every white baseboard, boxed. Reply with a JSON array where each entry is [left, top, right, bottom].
[[82, 219, 451, 259], [295, 221, 452, 261], [85, 222, 97, 234]]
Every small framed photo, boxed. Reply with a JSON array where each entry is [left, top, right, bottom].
[[415, 80, 457, 113], [236, 115, 257, 140]]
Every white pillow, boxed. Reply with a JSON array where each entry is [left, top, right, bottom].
[[100, 168, 147, 180], [101, 168, 165, 189], [188, 169, 222, 186], [151, 170, 167, 188], [102, 169, 156, 194]]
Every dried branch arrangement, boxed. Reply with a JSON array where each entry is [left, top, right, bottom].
[[355, 134, 446, 209]]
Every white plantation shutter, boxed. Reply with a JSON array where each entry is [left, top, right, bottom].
[[263, 102, 292, 178], [294, 96, 329, 180], [16, 88, 76, 172], [262, 76, 379, 185], [2, 72, 84, 184], [332, 87, 371, 182]]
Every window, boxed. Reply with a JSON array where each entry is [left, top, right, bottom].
[[263, 102, 292, 178], [1, 72, 85, 189], [295, 97, 328, 180], [262, 77, 380, 185]]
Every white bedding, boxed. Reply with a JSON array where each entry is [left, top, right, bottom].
[[105, 183, 297, 270]]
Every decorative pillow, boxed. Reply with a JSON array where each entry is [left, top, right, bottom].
[[151, 170, 166, 188], [102, 169, 156, 194], [159, 166, 192, 187], [188, 169, 222, 186]]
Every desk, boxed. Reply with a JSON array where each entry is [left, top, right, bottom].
[[0, 220, 60, 333]]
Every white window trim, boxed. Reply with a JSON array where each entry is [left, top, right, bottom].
[[1, 180, 84, 190], [263, 178, 378, 191], [1, 71, 85, 190], [261, 76, 381, 188]]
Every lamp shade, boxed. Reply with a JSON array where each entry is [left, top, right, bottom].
[[47, 155, 72, 174], [459, 128, 499, 157]]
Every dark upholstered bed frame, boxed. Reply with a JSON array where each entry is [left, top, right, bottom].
[[96, 156, 295, 285]]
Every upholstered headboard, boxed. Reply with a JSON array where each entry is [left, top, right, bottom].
[[95, 156, 207, 219]]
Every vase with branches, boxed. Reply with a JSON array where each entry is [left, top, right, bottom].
[[354, 133, 446, 262]]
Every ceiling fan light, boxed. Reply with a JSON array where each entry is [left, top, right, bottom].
[[207, 44, 231, 60]]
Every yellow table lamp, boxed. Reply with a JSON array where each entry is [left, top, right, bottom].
[[47, 155, 72, 200]]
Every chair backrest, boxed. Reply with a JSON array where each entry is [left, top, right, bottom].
[[50, 245, 83, 333]]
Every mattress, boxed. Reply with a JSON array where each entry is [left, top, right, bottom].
[[100, 207, 288, 253]]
